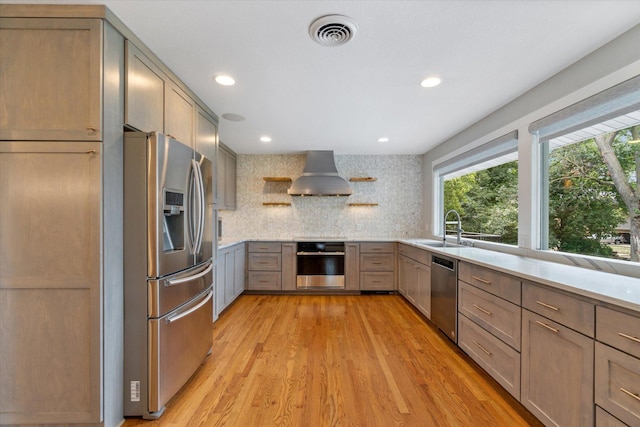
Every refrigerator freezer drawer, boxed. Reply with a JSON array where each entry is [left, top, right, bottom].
[[148, 260, 213, 318], [148, 287, 213, 415]]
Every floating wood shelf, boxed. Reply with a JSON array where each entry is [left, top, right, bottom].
[[262, 202, 291, 206], [349, 177, 377, 182], [263, 177, 292, 182], [348, 203, 379, 207]]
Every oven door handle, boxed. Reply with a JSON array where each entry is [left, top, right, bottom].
[[297, 251, 345, 256]]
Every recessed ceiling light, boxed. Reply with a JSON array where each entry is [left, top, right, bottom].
[[222, 113, 245, 122], [260, 136, 272, 143], [214, 74, 235, 86], [377, 137, 389, 143], [420, 76, 442, 88]]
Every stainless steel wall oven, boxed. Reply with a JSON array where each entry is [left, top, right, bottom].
[[296, 241, 345, 289]]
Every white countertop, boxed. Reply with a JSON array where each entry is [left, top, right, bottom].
[[399, 239, 640, 313], [217, 237, 640, 312]]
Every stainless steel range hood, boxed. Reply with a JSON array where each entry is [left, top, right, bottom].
[[288, 151, 352, 196]]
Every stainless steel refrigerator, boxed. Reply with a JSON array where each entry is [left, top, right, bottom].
[[123, 131, 214, 419]]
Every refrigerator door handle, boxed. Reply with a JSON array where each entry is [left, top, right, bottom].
[[166, 289, 213, 324], [188, 159, 204, 255], [194, 160, 205, 254], [164, 261, 213, 287]]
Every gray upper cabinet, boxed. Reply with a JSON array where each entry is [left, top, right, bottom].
[[125, 40, 165, 133], [165, 79, 195, 148], [0, 17, 102, 141], [218, 143, 237, 210], [195, 105, 218, 167]]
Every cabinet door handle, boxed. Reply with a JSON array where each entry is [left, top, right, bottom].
[[471, 275, 491, 284], [472, 304, 492, 316], [619, 332, 640, 344], [473, 341, 492, 356], [536, 300, 560, 311], [535, 320, 559, 333], [620, 387, 640, 402]]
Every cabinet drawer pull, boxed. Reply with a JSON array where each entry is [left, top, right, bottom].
[[472, 304, 492, 316], [536, 300, 560, 311], [473, 341, 492, 356], [620, 387, 640, 402], [471, 275, 491, 284], [535, 320, 559, 333], [372, 262, 382, 265], [619, 332, 640, 344]]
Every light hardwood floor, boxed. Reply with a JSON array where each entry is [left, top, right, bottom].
[[123, 294, 542, 426]]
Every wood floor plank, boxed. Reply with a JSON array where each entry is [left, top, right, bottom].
[[122, 294, 542, 426]]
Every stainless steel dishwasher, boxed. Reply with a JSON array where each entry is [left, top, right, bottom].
[[431, 254, 458, 342]]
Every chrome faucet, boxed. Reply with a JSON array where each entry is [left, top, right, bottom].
[[443, 209, 463, 246]]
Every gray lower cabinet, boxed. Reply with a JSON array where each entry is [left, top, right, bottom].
[[246, 242, 282, 291], [397, 244, 431, 318], [521, 309, 594, 427], [595, 306, 640, 427], [458, 315, 520, 399], [359, 242, 396, 291], [281, 243, 297, 291], [345, 243, 360, 291], [214, 243, 245, 320]]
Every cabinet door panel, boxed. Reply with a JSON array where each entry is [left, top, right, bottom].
[[0, 142, 101, 424], [125, 41, 165, 132], [416, 263, 431, 318], [281, 243, 297, 291], [166, 81, 195, 148], [0, 18, 102, 141], [521, 310, 594, 427], [595, 342, 640, 427], [345, 243, 360, 291], [458, 281, 521, 350], [234, 244, 245, 296]]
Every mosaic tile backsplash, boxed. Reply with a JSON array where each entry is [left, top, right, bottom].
[[220, 154, 424, 239]]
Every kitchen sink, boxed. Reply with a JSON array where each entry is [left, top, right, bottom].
[[412, 240, 464, 248]]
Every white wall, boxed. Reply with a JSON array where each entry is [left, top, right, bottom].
[[422, 22, 640, 277], [221, 154, 424, 239]]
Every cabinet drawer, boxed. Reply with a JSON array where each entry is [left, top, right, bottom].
[[398, 244, 430, 265], [360, 253, 394, 271], [458, 262, 521, 304], [458, 281, 521, 351], [458, 314, 520, 400], [360, 272, 395, 291], [597, 306, 640, 359], [523, 282, 594, 337], [595, 342, 640, 427], [248, 242, 282, 253], [359, 242, 395, 253], [596, 407, 628, 427], [247, 253, 281, 271], [247, 272, 281, 290]]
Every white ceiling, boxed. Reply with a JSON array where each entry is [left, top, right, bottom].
[[5, 1, 640, 154]]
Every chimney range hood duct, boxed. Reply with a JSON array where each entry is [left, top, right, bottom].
[[288, 151, 352, 196]]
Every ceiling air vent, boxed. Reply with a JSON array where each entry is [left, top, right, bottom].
[[309, 15, 358, 47]]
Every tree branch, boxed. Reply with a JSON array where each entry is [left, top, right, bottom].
[[594, 131, 636, 210]]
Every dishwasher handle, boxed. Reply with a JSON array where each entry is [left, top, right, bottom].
[[432, 255, 455, 271]]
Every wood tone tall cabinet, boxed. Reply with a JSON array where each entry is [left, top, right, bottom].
[[0, 6, 123, 425], [0, 4, 219, 426]]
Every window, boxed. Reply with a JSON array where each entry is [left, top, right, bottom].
[[531, 75, 640, 262], [436, 132, 518, 245]]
